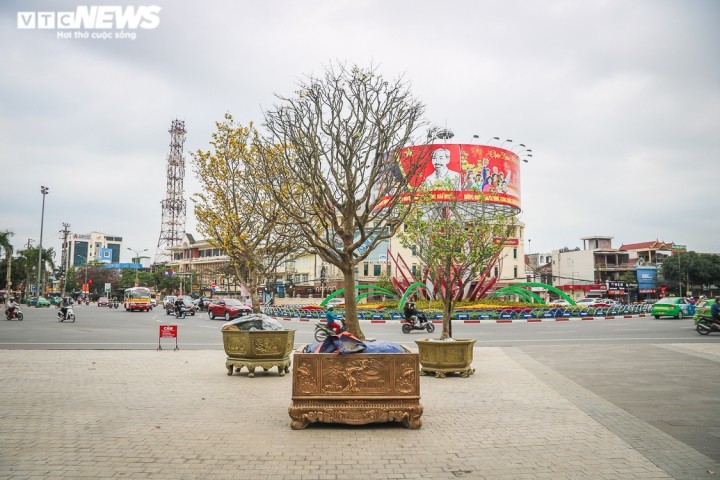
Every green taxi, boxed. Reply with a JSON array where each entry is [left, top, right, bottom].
[[27, 296, 51, 307], [651, 296, 693, 319]]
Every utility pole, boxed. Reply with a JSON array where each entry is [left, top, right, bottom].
[[60, 223, 71, 298], [24, 239, 34, 301], [5, 253, 11, 305]]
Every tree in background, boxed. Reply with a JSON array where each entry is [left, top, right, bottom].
[[0, 230, 14, 299], [18, 246, 55, 298], [191, 114, 307, 312], [398, 193, 517, 339], [661, 251, 720, 294], [257, 63, 428, 340]]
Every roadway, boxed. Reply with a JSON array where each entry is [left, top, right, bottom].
[[0, 303, 713, 350]]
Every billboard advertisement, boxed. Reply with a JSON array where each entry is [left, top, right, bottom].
[[636, 267, 657, 289], [99, 248, 113, 264], [395, 143, 522, 215]]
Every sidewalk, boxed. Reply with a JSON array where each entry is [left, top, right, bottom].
[[1, 344, 718, 479]]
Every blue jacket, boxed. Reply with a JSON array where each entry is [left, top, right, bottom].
[[326, 310, 339, 324], [711, 301, 720, 319]]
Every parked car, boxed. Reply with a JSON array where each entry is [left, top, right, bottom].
[[97, 297, 109, 307], [325, 298, 345, 308], [26, 296, 51, 307], [575, 298, 612, 308], [548, 299, 571, 306], [651, 296, 694, 319], [207, 298, 252, 321], [692, 297, 716, 320], [165, 295, 196, 316]]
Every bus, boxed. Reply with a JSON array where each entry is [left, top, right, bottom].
[[123, 286, 153, 312]]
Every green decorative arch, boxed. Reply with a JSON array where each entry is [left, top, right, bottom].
[[504, 282, 576, 305], [491, 286, 544, 303], [398, 282, 430, 310], [319, 285, 399, 307], [356, 287, 400, 303]]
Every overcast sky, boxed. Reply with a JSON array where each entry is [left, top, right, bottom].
[[1, 0, 718, 263]]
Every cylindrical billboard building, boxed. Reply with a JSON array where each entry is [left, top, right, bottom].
[[397, 143, 522, 215]]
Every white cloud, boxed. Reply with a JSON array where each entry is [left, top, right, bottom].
[[1, 0, 718, 261]]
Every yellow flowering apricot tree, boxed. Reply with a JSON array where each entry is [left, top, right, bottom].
[[191, 114, 307, 312]]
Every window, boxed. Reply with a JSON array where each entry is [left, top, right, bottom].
[[411, 264, 417, 276], [513, 248, 517, 259], [373, 264, 381, 276], [363, 263, 368, 276], [411, 245, 417, 256], [513, 266, 518, 278], [494, 266, 498, 277], [302, 274, 308, 283]]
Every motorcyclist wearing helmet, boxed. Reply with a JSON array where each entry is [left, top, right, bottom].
[[59, 296, 72, 320], [174, 297, 185, 316], [711, 296, 720, 322], [5, 297, 19, 319], [325, 305, 342, 334], [403, 301, 424, 325]]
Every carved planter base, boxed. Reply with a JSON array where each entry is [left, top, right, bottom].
[[289, 352, 422, 429], [222, 329, 295, 377], [415, 338, 477, 378]]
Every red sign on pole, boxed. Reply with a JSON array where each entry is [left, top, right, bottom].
[[158, 325, 179, 351], [159, 325, 177, 338]]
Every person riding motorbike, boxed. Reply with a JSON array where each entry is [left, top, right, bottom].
[[711, 296, 720, 322], [403, 302, 426, 325], [59, 296, 72, 320], [5, 298, 19, 318], [174, 297, 185, 316], [325, 306, 342, 334]]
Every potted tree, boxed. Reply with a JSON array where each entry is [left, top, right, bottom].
[[398, 190, 518, 378], [255, 63, 429, 428]]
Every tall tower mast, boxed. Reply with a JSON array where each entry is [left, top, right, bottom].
[[155, 119, 187, 264]]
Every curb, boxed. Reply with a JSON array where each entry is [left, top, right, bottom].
[[273, 313, 650, 324]]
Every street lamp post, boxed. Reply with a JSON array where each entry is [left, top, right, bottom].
[[127, 247, 148, 287], [35, 186, 49, 307]]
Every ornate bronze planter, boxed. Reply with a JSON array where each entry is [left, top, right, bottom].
[[414, 338, 476, 378], [289, 352, 423, 429], [222, 329, 295, 377]]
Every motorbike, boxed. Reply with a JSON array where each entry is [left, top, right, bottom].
[[401, 312, 435, 334], [695, 315, 720, 335], [175, 305, 187, 319], [85, 299, 90, 305], [5, 307, 23, 321], [314, 319, 346, 342], [57, 305, 76, 323], [111, 300, 119, 309]]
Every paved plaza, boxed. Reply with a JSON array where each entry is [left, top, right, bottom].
[[1, 343, 719, 479]]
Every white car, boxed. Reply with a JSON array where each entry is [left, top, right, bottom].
[[575, 298, 612, 308], [549, 299, 571, 306], [325, 298, 345, 308]]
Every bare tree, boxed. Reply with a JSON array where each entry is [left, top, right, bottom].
[[256, 63, 428, 340], [191, 115, 308, 312]]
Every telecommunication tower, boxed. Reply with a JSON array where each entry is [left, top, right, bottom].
[[155, 119, 187, 264]]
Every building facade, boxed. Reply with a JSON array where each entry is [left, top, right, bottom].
[[67, 232, 123, 268]]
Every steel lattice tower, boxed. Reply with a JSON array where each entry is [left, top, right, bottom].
[[155, 119, 187, 264]]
